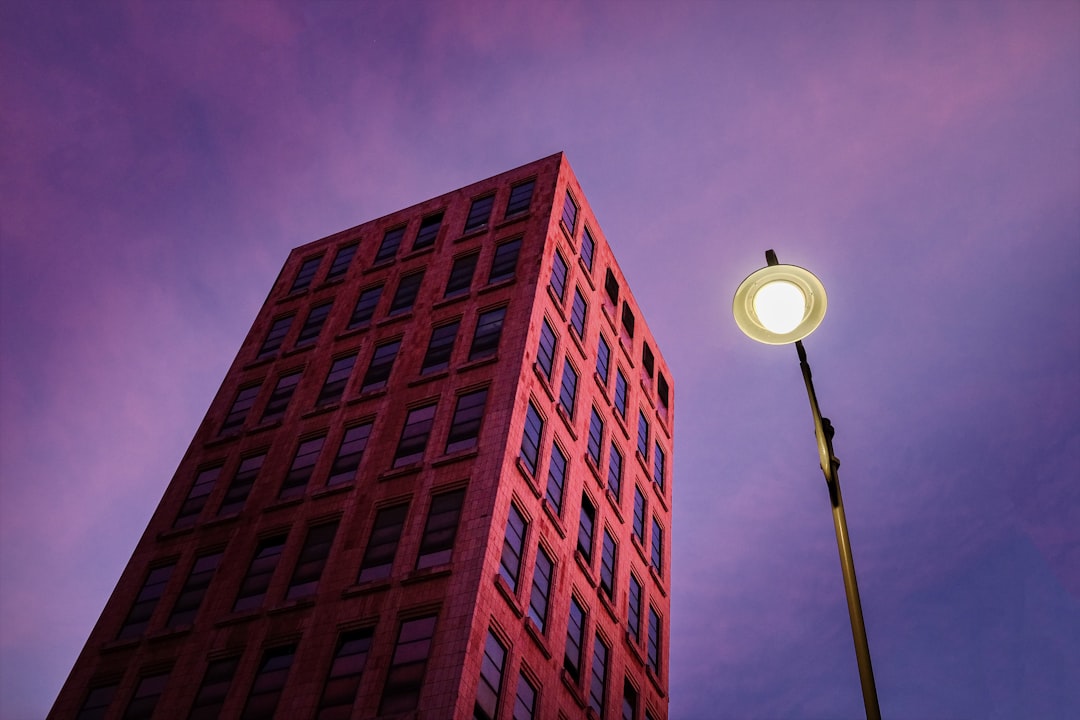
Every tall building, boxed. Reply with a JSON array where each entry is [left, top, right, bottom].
[[50, 153, 674, 720]]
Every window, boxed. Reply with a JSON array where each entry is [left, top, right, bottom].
[[637, 412, 650, 459], [260, 370, 302, 424], [561, 191, 578, 234], [445, 388, 488, 454], [118, 562, 175, 639], [581, 227, 595, 271], [361, 339, 400, 392], [167, 550, 222, 627], [445, 252, 479, 297], [537, 318, 557, 380], [599, 529, 617, 600], [589, 633, 608, 715], [123, 671, 169, 720], [286, 521, 338, 600], [622, 304, 636, 339], [388, 270, 424, 315], [614, 370, 628, 418], [653, 442, 666, 492], [379, 615, 437, 715], [326, 243, 357, 280], [564, 596, 586, 682], [241, 645, 296, 720], [596, 335, 611, 384], [607, 442, 623, 500], [464, 194, 495, 233], [545, 441, 566, 514], [393, 402, 436, 467], [570, 288, 587, 337], [658, 373, 670, 419], [222, 384, 260, 434], [414, 212, 443, 250], [500, 503, 527, 591], [622, 679, 639, 720], [550, 250, 568, 301], [416, 488, 465, 568], [357, 503, 408, 583], [233, 535, 285, 612], [76, 683, 117, 720], [587, 408, 603, 466], [316, 629, 373, 720], [558, 360, 578, 418], [475, 630, 507, 720], [647, 607, 661, 675], [421, 320, 460, 374], [189, 657, 238, 720], [578, 494, 596, 562], [290, 256, 322, 293], [628, 574, 643, 644], [296, 302, 332, 347], [374, 226, 405, 264], [348, 285, 382, 329], [632, 487, 646, 544], [488, 238, 521, 283], [529, 545, 553, 633], [605, 269, 620, 306], [257, 316, 293, 359], [327, 422, 372, 486], [174, 464, 222, 528], [506, 179, 535, 217], [316, 353, 357, 406], [519, 401, 543, 475], [469, 306, 506, 360], [642, 343, 655, 379], [650, 518, 663, 574], [279, 434, 325, 499], [513, 673, 537, 720], [219, 453, 265, 516]]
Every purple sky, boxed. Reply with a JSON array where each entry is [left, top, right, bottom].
[[2, 1, 1078, 718]]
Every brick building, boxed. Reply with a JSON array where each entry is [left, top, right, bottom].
[[50, 153, 674, 720]]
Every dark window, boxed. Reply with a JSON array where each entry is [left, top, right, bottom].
[[361, 339, 400, 392], [599, 529, 617, 600], [570, 288, 587, 337], [537, 318, 557, 380], [416, 488, 465, 568], [654, 442, 666, 492], [296, 302, 333, 347], [469, 306, 506, 360], [581, 227, 595, 271], [358, 503, 408, 583], [520, 401, 543, 475], [279, 434, 325, 499], [445, 388, 488, 454], [261, 370, 302, 424], [445, 252, 479, 297], [604, 269, 619, 306], [316, 629, 373, 719], [500, 503, 527, 591], [414, 212, 443, 250], [167, 551, 223, 627], [550, 250, 568, 301], [327, 422, 372, 486], [564, 596, 586, 682], [622, 303, 636, 339], [123, 671, 169, 720], [651, 518, 663, 574], [607, 443, 623, 500], [614, 370, 628, 419], [628, 574, 643, 643], [76, 683, 117, 720], [393, 402, 436, 467], [317, 353, 357, 406], [558, 360, 578, 418], [587, 408, 603, 466], [589, 633, 608, 715], [233, 535, 285, 612], [388, 270, 424, 315], [506, 179, 535, 217], [379, 615, 437, 715], [633, 487, 646, 544], [642, 343, 655, 379], [257, 316, 293, 359], [578, 494, 596, 562], [290, 256, 322, 293], [658, 373, 670, 419], [513, 673, 537, 720], [529, 545, 553, 633], [421, 320, 460, 374], [622, 679, 639, 720], [545, 441, 566, 514], [561, 191, 578, 234], [219, 453, 265, 516], [326, 243, 357, 280], [348, 285, 382, 329], [464, 194, 495, 233], [647, 607, 661, 675], [475, 630, 507, 720], [286, 521, 339, 600], [374, 226, 405, 264], [222, 384, 260, 434], [596, 335, 611, 384], [175, 464, 222, 528], [637, 412, 650, 459], [189, 657, 238, 720], [118, 562, 175, 639], [240, 645, 296, 720], [488, 238, 521, 283]]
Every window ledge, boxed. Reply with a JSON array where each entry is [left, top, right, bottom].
[[515, 456, 543, 499], [602, 304, 618, 332], [457, 355, 499, 374], [343, 578, 391, 597], [362, 259, 395, 275], [561, 669, 587, 709], [657, 412, 672, 440], [313, 483, 353, 500], [604, 488, 625, 524], [409, 370, 450, 387], [204, 432, 241, 449], [592, 372, 611, 404], [243, 355, 276, 372], [149, 625, 191, 642], [555, 405, 578, 441], [402, 564, 452, 585], [546, 284, 567, 316], [282, 286, 311, 301], [157, 525, 194, 542], [612, 412, 630, 441], [525, 616, 552, 659], [598, 590, 618, 624], [214, 608, 261, 628], [379, 463, 423, 482], [494, 573, 525, 618], [352, 387, 388, 403], [574, 550, 597, 588], [532, 363, 556, 403], [432, 448, 479, 468], [201, 513, 240, 530], [267, 598, 315, 616], [585, 455, 604, 490], [559, 220, 576, 246], [624, 630, 646, 666], [335, 325, 371, 342], [455, 227, 489, 243], [479, 277, 516, 295], [303, 402, 339, 419], [315, 276, 345, 292], [650, 481, 670, 513], [101, 637, 141, 653], [282, 343, 315, 359], [649, 565, 667, 596], [635, 450, 651, 478], [248, 420, 283, 436], [542, 498, 566, 538], [568, 327, 587, 360], [577, 257, 595, 289], [632, 536, 649, 565], [646, 665, 666, 697], [377, 311, 414, 328], [433, 292, 471, 310], [263, 496, 304, 513], [495, 213, 529, 231], [639, 380, 656, 410], [619, 336, 636, 367], [401, 245, 435, 262]]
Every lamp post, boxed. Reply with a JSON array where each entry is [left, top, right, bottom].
[[733, 249, 881, 720]]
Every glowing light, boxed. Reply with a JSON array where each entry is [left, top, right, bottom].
[[753, 280, 806, 334]]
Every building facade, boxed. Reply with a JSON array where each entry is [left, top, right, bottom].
[[50, 153, 674, 720]]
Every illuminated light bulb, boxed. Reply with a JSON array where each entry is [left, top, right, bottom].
[[753, 280, 806, 334]]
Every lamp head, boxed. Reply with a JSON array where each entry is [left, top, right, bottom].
[[733, 262, 827, 344]]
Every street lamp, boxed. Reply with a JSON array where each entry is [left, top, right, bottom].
[[733, 249, 881, 720]]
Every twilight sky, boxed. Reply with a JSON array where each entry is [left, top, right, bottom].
[[2, 1, 1078, 718]]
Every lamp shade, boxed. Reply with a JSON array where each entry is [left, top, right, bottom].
[[733, 263, 827, 344]]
